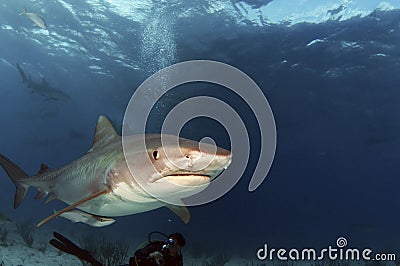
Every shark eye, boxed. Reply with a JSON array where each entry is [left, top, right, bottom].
[[153, 150, 160, 160], [185, 155, 190, 159]]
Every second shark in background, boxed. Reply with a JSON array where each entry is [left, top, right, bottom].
[[16, 64, 71, 101]]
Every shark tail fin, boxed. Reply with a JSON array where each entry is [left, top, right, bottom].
[[0, 154, 29, 209], [19, 7, 27, 16]]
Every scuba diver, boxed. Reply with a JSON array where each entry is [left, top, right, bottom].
[[132, 231, 185, 266], [49, 231, 185, 266]]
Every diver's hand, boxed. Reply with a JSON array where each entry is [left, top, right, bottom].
[[149, 251, 164, 266]]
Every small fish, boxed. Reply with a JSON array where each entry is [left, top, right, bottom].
[[58, 209, 115, 227], [19, 7, 47, 30], [0, 213, 11, 225]]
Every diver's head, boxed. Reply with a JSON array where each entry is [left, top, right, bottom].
[[168, 232, 185, 247], [163, 232, 185, 256]]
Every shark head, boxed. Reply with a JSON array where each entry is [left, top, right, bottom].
[[122, 134, 232, 201]]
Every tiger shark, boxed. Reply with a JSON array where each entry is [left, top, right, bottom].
[[0, 116, 231, 227], [16, 64, 71, 101]]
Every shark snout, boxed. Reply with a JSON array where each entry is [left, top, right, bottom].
[[211, 152, 232, 176], [190, 148, 232, 177], [221, 153, 232, 170]]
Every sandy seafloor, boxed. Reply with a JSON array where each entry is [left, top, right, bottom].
[[0, 222, 257, 266], [0, 223, 398, 266]]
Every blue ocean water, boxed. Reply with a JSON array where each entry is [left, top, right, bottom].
[[0, 0, 399, 265]]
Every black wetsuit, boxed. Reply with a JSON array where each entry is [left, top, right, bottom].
[[130, 241, 183, 266]]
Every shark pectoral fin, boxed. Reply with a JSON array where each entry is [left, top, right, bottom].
[[36, 187, 111, 228], [165, 203, 190, 224]]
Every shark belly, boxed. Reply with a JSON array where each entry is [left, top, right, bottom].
[[78, 199, 165, 217], [76, 188, 165, 217]]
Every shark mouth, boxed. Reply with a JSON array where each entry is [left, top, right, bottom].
[[163, 173, 211, 181], [168, 173, 210, 177], [167, 168, 227, 181], [149, 173, 211, 183], [162, 174, 212, 186], [150, 167, 228, 184]]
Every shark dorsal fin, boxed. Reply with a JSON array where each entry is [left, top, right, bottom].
[[38, 163, 50, 174], [91, 116, 119, 151], [19, 7, 27, 16]]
